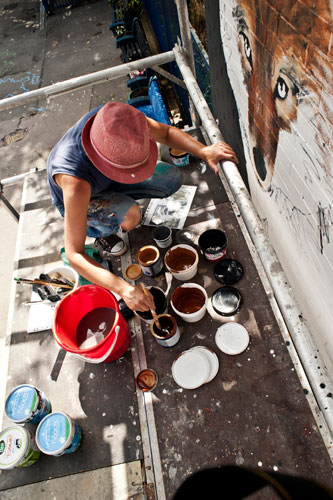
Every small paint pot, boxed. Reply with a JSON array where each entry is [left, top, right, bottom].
[[137, 245, 163, 277], [169, 148, 190, 167], [0, 426, 41, 469], [124, 263, 142, 281], [211, 286, 242, 316], [164, 244, 199, 281], [5, 384, 52, 425], [152, 225, 172, 248], [171, 283, 208, 323], [136, 286, 167, 324], [136, 369, 158, 391], [150, 314, 180, 347], [198, 229, 227, 262], [36, 412, 82, 456]]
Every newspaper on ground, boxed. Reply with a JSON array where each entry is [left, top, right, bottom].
[[142, 185, 197, 229]]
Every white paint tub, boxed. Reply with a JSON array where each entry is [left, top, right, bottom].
[[171, 283, 208, 322]]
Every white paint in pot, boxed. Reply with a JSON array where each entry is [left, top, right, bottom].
[[171, 283, 208, 323], [0, 426, 41, 469], [164, 244, 199, 281]]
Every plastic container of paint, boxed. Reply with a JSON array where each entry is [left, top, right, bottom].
[[171, 283, 208, 323], [164, 244, 199, 281], [150, 313, 180, 347], [169, 148, 190, 167], [137, 245, 163, 277], [152, 225, 172, 248], [198, 229, 227, 262], [0, 425, 41, 469], [36, 412, 82, 456], [5, 384, 52, 425]]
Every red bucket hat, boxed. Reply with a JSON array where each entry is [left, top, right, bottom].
[[81, 102, 158, 184]]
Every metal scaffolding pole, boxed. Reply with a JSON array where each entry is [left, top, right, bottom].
[[173, 43, 333, 441], [0, 51, 175, 112]]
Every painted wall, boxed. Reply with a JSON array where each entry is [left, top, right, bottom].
[[205, 1, 333, 371]]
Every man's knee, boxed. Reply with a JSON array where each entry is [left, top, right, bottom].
[[120, 203, 141, 231]]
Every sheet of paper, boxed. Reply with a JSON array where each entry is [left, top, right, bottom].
[[142, 185, 197, 229], [27, 291, 57, 333]]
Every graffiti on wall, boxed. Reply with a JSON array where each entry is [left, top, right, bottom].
[[219, 0, 332, 255]]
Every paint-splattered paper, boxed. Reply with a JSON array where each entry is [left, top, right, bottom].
[[142, 185, 197, 229]]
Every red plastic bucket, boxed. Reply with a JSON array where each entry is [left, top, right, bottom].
[[52, 285, 131, 363]]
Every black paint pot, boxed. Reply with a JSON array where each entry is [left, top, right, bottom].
[[136, 287, 167, 323], [214, 259, 243, 285], [198, 229, 227, 262]]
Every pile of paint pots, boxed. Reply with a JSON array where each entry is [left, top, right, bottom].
[[0, 384, 82, 470]]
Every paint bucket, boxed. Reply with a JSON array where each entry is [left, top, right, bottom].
[[150, 313, 180, 347], [152, 225, 172, 248], [171, 283, 208, 323], [47, 265, 80, 291], [164, 244, 199, 281], [169, 148, 190, 167], [137, 245, 163, 277], [52, 285, 131, 363], [36, 412, 82, 456], [136, 286, 167, 324], [198, 229, 227, 261], [5, 384, 51, 425], [0, 426, 41, 469]]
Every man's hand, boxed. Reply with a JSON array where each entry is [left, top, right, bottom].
[[121, 283, 155, 312], [200, 142, 238, 174]]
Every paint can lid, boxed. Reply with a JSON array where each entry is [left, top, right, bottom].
[[211, 286, 242, 316], [36, 412, 74, 455], [5, 384, 39, 423], [0, 426, 31, 469], [136, 369, 158, 391], [189, 346, 219, 383], [214, 259, 243, 285], [172, 349, 210, 389], [175, 229, 195, 244], [124, 264, 142, 280], [215, 322, 250, 355]]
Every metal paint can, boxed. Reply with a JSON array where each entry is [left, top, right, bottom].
[[0, 426, 41, 469], [36, 412, 82, 456], [5, 384, 52, 425], [137, 245, 163, 277], [150, 314, 180, 348]]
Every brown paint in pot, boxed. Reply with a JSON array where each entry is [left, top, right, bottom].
[[150, 314, 180, 347], [165, 246, 196, 271], [171, 284, 208, 323], [137, 245, 163, 277], [171, 286, 205, 314]]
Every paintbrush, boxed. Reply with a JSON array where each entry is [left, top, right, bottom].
[[140, 282, 161, 329], [14, 277, 73, 290]]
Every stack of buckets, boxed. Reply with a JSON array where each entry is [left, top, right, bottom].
[[0, 384, 82, 470]]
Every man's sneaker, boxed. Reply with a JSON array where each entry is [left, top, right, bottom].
[[94, 234, 127, 259]]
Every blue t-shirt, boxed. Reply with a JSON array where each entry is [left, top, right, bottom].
[[47, 105, 113, 208]]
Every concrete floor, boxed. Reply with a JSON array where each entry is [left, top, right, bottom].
[[0, 1, 332, 499]]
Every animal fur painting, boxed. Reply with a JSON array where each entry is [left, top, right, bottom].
[[219, 0, 332, 192]]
